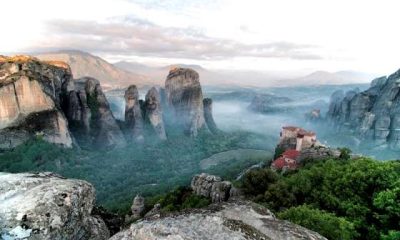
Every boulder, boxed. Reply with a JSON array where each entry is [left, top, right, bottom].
[[0, 56, 73, 149], [203, 98, 218, 134], [191, 173, 232, 203], [0, 172, 109, 240], [144, 87, 167, 140], [124, 85, 144, 142], [165, 67, 206, 137], [110, 200, 326, 240]]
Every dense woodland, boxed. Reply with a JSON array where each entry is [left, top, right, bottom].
[[240, 155, 400, 240], [0, 130, 271, 213]]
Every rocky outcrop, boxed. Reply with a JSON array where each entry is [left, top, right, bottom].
[[297, 146, 341, 163], [0, 172, 109, 240], [203, 98, 218, 134], [327, 69, 400, 149], [131, 195, 145, 219], [111, 200, 326, 240], [144, 87, 167, 140], [65, 77, 126, 148], [124, 85, 144, 142], [0, 56, 73, 149], [165, 67, 206, 137], [0, 55, 128, 149], [191, 173, 233, 203], [248, 94, 293, 113]]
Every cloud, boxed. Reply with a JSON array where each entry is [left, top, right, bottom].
[[31, 17, 322, 60]]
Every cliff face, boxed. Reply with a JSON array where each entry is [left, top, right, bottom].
[[70, 77, 127, 148], [0, 56, 126, 149], [0, 172, 109, 240], [0, 56, 73, 149], [203, 98, 218, 134], [327, 69, 400, 148], [165, 67, 206, 137], [144, 87, 167, 140], [124, 85, 144, 142]]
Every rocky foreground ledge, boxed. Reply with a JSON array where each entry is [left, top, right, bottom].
[[0, 172, 326, 240], [112, 200, 326, 240], [0, 172, 109, 240]]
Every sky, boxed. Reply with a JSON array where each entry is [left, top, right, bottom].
[[0, 0, 399, 74]]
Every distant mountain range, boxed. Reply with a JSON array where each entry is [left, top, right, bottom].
[[34, 50, 378, 89], [35, 50, 154, 90]]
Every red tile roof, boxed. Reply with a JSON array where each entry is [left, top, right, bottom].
[[272, 149, 300, 170], [282, 149, 300, 159]]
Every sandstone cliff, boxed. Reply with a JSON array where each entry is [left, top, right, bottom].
[[327, 69, 400, 149], [0, 56, 73, 149], [0, 172, 109, 240], [165, 67, 206, 137], [0, 55, 126, 149]]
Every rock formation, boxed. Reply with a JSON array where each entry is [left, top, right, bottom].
[[165, 67, 206, 137], [0, 172, 109, 240], [131, 195, 145, 219], [0, 55, 127, 149], [191, 173, 233, 203], [65, 77, 127, 148], [203, 98, 218, 134], [111, 200, 327, 240], [297, 146, 341, 163], [144, 87, 167, 140], [0, 56, 73, 149], [327, 69, 400, 149], [124, 85, 144, 142]]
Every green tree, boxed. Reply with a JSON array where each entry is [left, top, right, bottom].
[[278, 205, 358, 240]]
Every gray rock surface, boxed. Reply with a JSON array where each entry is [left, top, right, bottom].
[[327, 69, 400, 148], [144, 87, 167, 140], [297, 146, 341, 163], [191, 173, 232, 203], [0, 172, 109, 240], [131, 195, 145, 219], [110, 200, 327, 240], [165, 67, 206, 137]]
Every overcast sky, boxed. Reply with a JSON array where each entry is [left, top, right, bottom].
[[0, 0, 399, 74]]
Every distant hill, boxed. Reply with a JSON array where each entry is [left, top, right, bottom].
[[289, 70, 377, 86], [35, 50, 154, 90]]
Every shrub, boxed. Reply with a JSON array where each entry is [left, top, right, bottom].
[[241, 168, 279, 197]]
